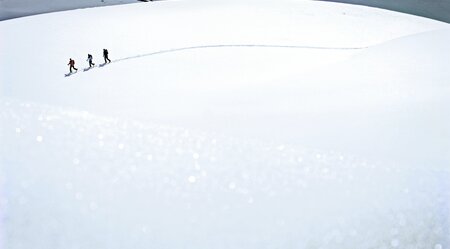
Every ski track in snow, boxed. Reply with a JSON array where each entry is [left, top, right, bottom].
[[107, 44, 368, 66]]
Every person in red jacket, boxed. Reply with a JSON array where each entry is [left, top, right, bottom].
[[68, 58, 78, 73]]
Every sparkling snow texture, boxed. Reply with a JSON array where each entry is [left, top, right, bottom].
[[1, 100, 449, 249]]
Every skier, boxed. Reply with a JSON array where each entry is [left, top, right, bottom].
[[87, 54, 95, 68], [103, 49, 111, 64], [67, 58, 78, 73]]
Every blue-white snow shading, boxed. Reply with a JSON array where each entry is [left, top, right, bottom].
[[1, 99, 449, 249]]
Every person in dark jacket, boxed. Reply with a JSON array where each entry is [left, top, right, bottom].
[[87, 54, 95, 68], [68, 58, 78, 73], [103, 49, 111, 64]]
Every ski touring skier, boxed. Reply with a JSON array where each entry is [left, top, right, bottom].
[[67, 58, 78, 73], [103, 49, 111, 64], [87, 54, 95, 68]]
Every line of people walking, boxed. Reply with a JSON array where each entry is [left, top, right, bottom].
[[67, 48, 111, 74]]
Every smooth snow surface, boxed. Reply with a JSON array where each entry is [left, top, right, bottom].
[[320, 0, 450, 23], [0, 0, 138, 20], [1, 0, 450, 248]]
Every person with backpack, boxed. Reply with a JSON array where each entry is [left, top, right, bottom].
[[103, 49, 111, 64], [87, 54, 95, 68], [67, 58, 78, 73]]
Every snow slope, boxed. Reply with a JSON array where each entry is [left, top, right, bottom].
[[1, 0, 450, 248], [0, 0, 138, 21], [320, 0, 450, 23]]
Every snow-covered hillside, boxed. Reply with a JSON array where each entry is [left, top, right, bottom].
[[3, 0, 450, 23], [0, 0, 138, 20], [321, 0, 450, 23], [1, 0, 449, 248]]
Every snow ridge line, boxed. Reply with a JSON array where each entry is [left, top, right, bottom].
[[113, 44, 368, 63]]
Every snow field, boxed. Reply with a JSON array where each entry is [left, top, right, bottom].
[[1, 0, 450, 248]]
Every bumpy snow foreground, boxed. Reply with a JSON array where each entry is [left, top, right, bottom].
[[1, 0, 450, 248]]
